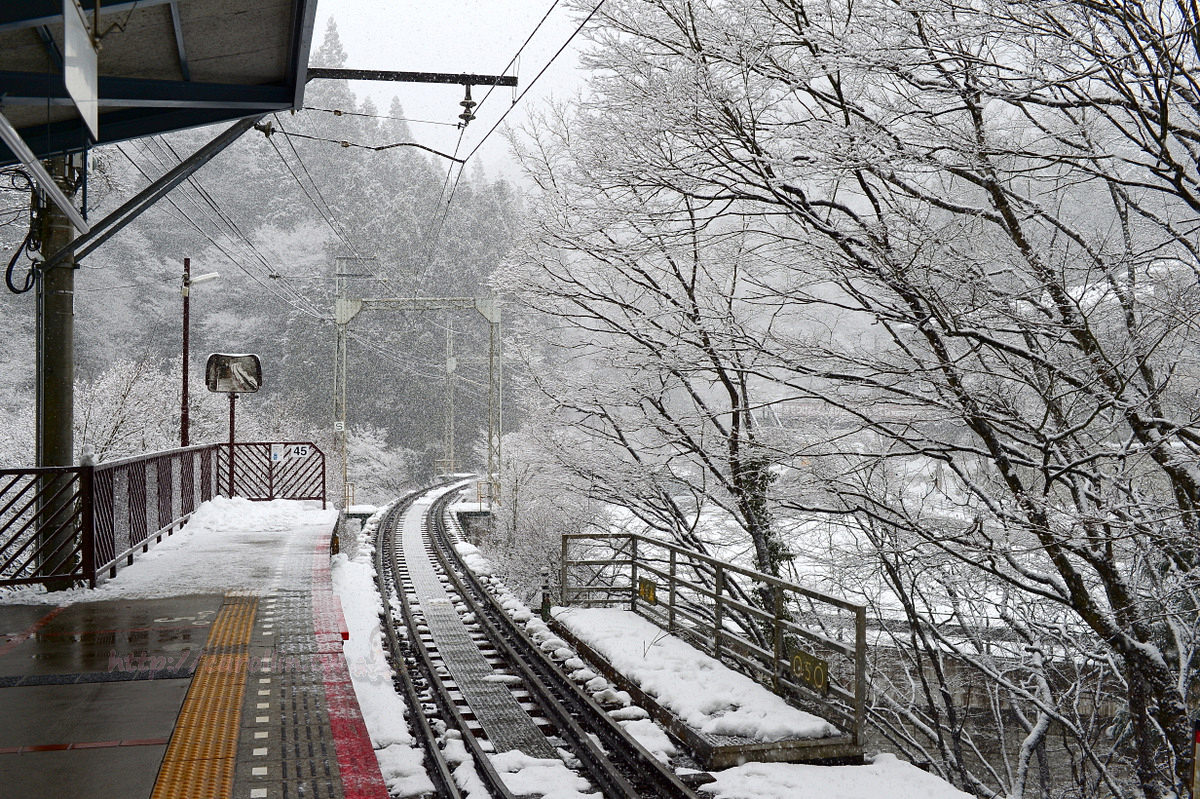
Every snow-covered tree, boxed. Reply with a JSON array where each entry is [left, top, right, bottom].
[[503, 1, 1200, 795]]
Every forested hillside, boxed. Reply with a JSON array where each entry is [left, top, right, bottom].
[[0, 22, 518, 494]]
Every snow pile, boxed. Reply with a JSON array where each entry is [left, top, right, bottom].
[[489, 750, 600, 799], [0, 497, 337, 604], [455, 541, 496, 577], [700, 755, 973, 799], [554, 607, 835, 741], [331, 507, 434, 797]]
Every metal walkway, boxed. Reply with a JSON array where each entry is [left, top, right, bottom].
[[401, 493, 555, 758]]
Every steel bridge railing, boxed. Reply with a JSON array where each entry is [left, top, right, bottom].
[[0, 441, 326, 589], [561, 531, 868, 757]]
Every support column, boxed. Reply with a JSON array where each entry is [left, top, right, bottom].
[[36, 155, 77, 470], [181, 257, 191, 446], [35, 155, 80, 589]]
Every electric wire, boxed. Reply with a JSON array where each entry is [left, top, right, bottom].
[[151, 137, 297, 275], [139, 136, 327, 317], [462, 0, 605, 164], [113, 142, 328, 321], [270, 128, 465, 163], [468, 0, 561, 121], [302, 105, 459, 127], [422, 0, 598, 260], [264, 116, 364, 259], [346, 327, 479, 383], [269, 117, 360, 254]]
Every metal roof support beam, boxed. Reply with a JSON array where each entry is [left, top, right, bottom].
[[306, 68, 517, 87], [288, 0, 319, 108], [40, 114, 261, 268], [0, 71, 292, 109], [168, 2, 191, 82], [0, 1, 173, 32], [0, 111, 89, 232], [1, 106, 267, 166]]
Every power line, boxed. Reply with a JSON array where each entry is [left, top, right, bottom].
[[264, 116, 364, 259], [463, 0, 605, 164], [112, 142, 328, 321], [270, 127, 464, 163], [143, 136, 326, 316], [421, 0, 600, 262], [470, 0, 561, 120], [302, 105, 459, 128]]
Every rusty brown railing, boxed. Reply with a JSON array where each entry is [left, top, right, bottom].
[[0, 441, 326, 589], [91, 444, 221, 584], [216, 442, 326, 506]]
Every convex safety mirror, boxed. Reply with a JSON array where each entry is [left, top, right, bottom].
[[205, 353, 262, 393]]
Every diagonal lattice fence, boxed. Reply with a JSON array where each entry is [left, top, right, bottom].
[[0, 441, 325, 589]]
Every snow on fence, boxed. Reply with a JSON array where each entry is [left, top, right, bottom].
[[560, 532, 867, 759], [0, 441, 325, 589]]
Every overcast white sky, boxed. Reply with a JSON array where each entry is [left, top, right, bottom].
[[311, 1, 590, 179]]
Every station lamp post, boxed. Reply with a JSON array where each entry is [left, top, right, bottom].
[[181, 258, 219, 447]]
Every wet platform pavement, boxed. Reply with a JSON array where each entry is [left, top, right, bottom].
[[0, 503, 388, 799]]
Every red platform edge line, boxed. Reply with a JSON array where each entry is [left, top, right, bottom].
[[312, 533, 389, 799]]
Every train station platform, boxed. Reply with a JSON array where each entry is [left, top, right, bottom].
[[0, 497, 388, 799]]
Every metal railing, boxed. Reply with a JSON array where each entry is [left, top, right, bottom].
[[0, 441, 326, 589], [561, 532, 867, 754], [217, 442, 326, 505], [0, 466, 91, 588], [92, 444, 220, 583]]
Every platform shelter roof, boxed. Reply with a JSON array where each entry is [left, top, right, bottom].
[[0, 0, 319, 166]]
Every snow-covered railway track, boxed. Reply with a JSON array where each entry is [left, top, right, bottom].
[[373, 483, 699, 799]]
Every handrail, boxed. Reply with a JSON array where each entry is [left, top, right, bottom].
[[93, 442, 222, 471], [561, 531, 868, 752], [0, 440, 327, 589]]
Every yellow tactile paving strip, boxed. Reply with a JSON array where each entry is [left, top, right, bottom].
[[150, 594, 258, 799]]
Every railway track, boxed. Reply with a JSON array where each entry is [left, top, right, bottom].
[[371, 482, 701, 799]]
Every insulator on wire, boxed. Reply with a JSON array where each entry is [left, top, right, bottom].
[[459, 85, 476, 125]]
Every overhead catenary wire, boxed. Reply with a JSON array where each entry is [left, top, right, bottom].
[[151, 137, 305, 278], [139, 135, 329, 316], [113, 142, 328, 322], [81, 4, 599, 360], [345, 327, 489, 384], [264, 115, 364, 259], [462, 0, 605, 164], [421, 0, 602, 261], [468, 0, 561, 122]]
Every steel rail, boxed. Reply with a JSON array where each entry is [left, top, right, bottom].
[[370, 488, 463, 799], [424, 490, 701, 799], [378, 486, 521, 799]]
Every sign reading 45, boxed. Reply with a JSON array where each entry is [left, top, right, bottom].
[[271, 443, 312, 462]]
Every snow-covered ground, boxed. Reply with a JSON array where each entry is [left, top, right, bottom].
[[330, 502, 434, 796], [0, 496, 974, 799], [0, 496, 337, 604], [551, 606, 836, 741], [451, 525, 976, 799]]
